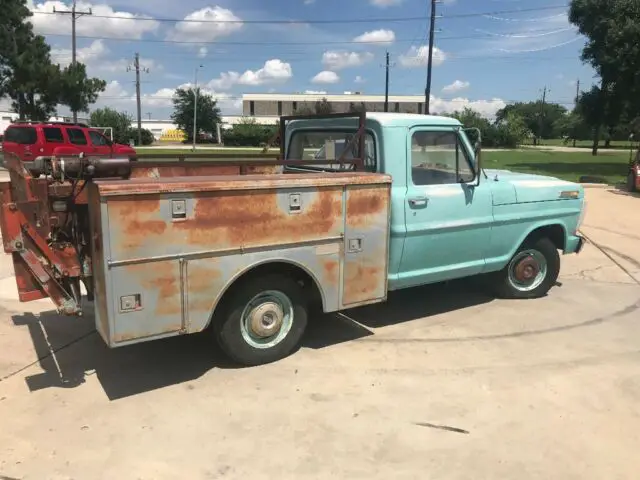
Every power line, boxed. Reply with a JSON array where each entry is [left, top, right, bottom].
[[30, 4, 569, 24], [40, 27, 579, 46]]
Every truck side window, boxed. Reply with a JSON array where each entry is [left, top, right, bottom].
[[88, 131, 108, 146], [43, 127, 64, 143], [67, 128, 88, 145], [410, 131, 474, 185]]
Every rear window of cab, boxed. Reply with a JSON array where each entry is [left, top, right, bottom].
[[4, 127, 37, 145]]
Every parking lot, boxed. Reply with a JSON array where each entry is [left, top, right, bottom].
[[0, 183, 638, 480]]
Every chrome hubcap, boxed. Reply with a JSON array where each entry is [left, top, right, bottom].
[[508, 249, 548, 292], [240, 290, 294, 349], [248, 302, 284, 338]]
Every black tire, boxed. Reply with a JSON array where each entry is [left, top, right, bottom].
[[213, 273, 309, 366], [628, 171, 637, 193], [492, 237, 561, 299]]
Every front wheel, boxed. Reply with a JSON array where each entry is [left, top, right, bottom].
[[492, 237, 560, 299], [213, 274, 309, 366]]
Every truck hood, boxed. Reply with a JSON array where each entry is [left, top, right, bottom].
[[485, 169, 583, 204]]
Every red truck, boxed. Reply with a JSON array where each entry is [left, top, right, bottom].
[[1, 121, 136, 174]]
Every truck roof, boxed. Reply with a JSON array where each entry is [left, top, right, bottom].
[[287, 112, 462, 129]]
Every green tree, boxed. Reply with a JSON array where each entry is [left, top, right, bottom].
[[59, 63, 106, 119], [554, 110, 591, 146], [495, 101, 567, 142], [0, 0, 105, 121], [569, 0, 640, 154], [89, 107, 133, 144], [171, 87, 222, 142]]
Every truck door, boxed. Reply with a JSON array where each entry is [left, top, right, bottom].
[[396, 127, 493, 288], [87, 129, 112, 156]]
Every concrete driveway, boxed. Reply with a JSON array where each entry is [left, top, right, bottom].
[[0, 186, 639, 480]]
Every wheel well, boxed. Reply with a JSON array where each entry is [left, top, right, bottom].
[[524, 224, 566, 250], [218, 261, 324, 311]]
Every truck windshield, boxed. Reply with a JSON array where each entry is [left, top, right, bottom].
[[286, 130, 376, 172]]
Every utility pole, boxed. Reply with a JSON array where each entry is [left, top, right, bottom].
[[384, 51, 392, 112], [574, 79, 580, 108], [193, 64, 203, 151], [54, 0, 92, 122], [127, 54, 149, 146], [147, 112, 152, 120], [424, 0, 437, 115], [538, 86, 547, 146]]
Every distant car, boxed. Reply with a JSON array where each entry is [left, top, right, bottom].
[[1, 121, 136, 170]]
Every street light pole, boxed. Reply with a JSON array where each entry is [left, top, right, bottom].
[[192, 64, 203, 151]]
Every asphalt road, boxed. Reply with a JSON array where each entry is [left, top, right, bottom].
[[0, 184, 638, 480]]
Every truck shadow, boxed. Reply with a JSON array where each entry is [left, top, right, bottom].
[[10, 280, 492, 400]]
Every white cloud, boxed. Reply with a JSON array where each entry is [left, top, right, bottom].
[[27, 1, 159, 39], [370, 0, 402, 7], [207, 60, 293, 90], [167, 6, 243, 42], [354, 75, 365, 83], [353, 29, 395, 45], [304, 0, 315, 3], [237, 59, 292, 85], [312, 71, 340, 84], [322, 51, 374, 70], [399, 45, 446, 68], [207, 72, 241, 90], [431, 96, 506, 119], [50, 39, 108, 67], [442, 80, 470, 94], [97, 81, 242, 114]]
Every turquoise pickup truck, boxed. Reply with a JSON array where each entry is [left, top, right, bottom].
[[3, 112, 585, 367]]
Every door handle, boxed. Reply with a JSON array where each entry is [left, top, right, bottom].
[[408, 196, 428, 207]]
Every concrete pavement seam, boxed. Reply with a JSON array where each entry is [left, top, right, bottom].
[[579, 230, 640, 286]]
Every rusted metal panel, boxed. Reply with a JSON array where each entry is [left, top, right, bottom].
[[103, 185, 346, 262], [341, 183, 391, 307], [87, 184, 110, 342], [110, 260, 183, 343], [185, 243, 342, 334], [129, 164, 241, 179], [94, 172, 391, 196]]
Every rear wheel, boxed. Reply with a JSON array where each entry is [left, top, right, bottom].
[[493, 237, 560, 299], [213, 274, 309, 366]]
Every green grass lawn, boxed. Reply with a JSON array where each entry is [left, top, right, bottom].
[[522, 138, 635, 150], [483, 150, 630, 184], [105, 147, 633, 185]]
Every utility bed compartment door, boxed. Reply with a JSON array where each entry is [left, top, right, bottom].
[[341, 183, 391, 307]]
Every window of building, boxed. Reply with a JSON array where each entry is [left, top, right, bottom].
[[250, 101, 255, 116], [292, 101, 298, 113], [277, 101, 282, 116], [394, 102, 400, 113], [43, 127, 64, 143], [410, 131, 474, 185], [67, 128, 88, 145]]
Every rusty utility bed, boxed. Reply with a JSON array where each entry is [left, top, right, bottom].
[[87, 171, 392, 346]]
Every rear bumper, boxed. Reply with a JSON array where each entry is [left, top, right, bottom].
[[565, 234, 586, 254]]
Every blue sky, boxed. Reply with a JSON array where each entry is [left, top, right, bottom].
[[8, 0, 596, 119]]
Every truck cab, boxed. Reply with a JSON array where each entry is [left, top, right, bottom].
[[284, 112, 585, 295]]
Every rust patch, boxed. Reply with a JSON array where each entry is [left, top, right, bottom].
[[343, 263, 384, 304], [130, 165, 241, 178], [177, 186, 343, 248], [125, 261, 181, 316], [108, 196, 165, 253], [188, 262, 222, 294], [322, 258, 339, 287], [346, 185, 388, 227]]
